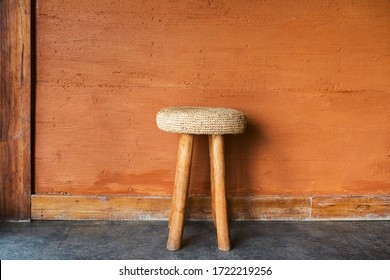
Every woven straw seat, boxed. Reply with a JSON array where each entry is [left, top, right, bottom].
[[156, 106, 246, 135]]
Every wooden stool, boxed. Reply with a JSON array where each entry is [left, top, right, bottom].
[[156, 106, 247, 251]]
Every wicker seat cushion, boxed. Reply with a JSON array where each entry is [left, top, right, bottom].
[[156, 106, 246, 135]]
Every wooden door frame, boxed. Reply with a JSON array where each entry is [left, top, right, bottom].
[[0, 0, 31, 221]]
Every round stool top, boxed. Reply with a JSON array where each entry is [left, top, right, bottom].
[[156, 106, 247, 135]]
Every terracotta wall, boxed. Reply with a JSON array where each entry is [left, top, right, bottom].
[[35, 0, 390, 201]]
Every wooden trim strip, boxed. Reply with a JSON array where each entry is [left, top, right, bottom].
[[312, 196, 390, 220], [32, 195, 171, 220], [0, 0, 31, 221], [31, 195, 311, 220], [31, 195, 390, 221]]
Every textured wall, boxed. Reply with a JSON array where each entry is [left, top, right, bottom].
[[35, 0, 390, 198]]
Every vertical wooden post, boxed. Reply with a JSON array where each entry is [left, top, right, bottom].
[[167, 134, 193, 251], [209, 135, 231, 251], [0, 0, 31, 221]]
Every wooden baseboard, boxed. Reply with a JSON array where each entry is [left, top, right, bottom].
[[31, 195, 390, 220], [311, 196, 390, 219]]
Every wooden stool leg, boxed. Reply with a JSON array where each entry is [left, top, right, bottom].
[[208, 136, 217, 231], [167, 134, 193, 251], [209, 134, 231, 251]]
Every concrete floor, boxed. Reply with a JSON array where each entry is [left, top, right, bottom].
[[0, 221, 389, 259]]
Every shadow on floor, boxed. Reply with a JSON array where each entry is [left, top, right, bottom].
[[0, 221, 389, 259]]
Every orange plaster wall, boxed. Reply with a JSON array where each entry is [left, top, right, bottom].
[[35, 0, 390, 197]]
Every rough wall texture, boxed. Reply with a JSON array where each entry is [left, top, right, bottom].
[[35, 0, 390, 197]]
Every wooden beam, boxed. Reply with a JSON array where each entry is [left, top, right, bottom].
[[0, 0, 31, 221], [312, 196, 390, 219], [31, 195, 311, 220], [31, 195, 390, 221]]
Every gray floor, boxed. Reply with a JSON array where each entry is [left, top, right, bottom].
[[0, 221, 389, 259]]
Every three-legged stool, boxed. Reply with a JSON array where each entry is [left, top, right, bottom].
[[156, 106, 247, 251]]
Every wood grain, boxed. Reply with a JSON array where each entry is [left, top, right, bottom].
[[209, 135, 230, 251], [35, 1, 390, 204], [312, 196, 390, 219], [167, 134, 193, 251], [32, 195, 171, 220], [0, 0, 31, 221], [31, 195, 389, 220], [31, 195, 312, 220]]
